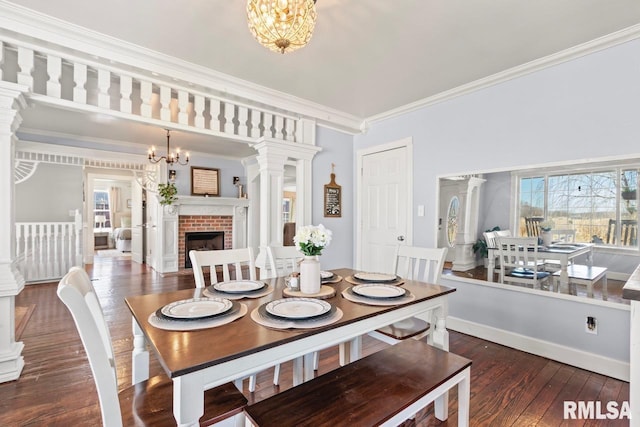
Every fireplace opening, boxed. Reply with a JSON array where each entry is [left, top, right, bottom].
[[185, 231, 224, 268]]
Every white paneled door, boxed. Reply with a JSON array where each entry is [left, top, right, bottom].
[[358, 141, 412, 273]]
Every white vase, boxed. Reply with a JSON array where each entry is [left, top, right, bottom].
[[299, 255, 321, 294], [541, 231, 552, 246]]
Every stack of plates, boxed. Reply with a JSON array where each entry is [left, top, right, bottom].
[[351, 284, 406, 299], [320, 270, 335, 281], [213, 280, 266, 294], [156, 297, 238, 321], [353, 272, 398, 283]]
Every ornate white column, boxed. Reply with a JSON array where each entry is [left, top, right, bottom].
[[452, 176, 486, 271], [251, 138, 321, 268], [0, 82, 27, 382]]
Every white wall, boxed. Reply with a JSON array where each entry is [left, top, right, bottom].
[[354, 38, 640, 375], [171, 157, 247, 199]]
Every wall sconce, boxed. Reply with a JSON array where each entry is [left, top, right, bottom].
[[169, 169, 177, 181]]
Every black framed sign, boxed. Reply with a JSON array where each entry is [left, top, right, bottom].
[[324, 172, 342, 217], [191, 167, 220, 196]]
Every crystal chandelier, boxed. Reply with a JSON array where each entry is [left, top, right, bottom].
[[148, 129, 189, 166], [246, 0, 317, 54]]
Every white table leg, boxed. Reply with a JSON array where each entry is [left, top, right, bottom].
[[303, 352, 315, 382], [431, 303, 450, 419], [174, 374, 204, 427], [131, 318, 149, 385], [292, 356, 304, 386], [558, 258, 570, 294], [338, 342, 348, 366], [456, 367, 471, 427], [486, 251, 495, 283], [347, 335, 362, 363]]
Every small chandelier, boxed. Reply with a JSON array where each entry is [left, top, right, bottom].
[[246, 0, 317, 54], [148, 129, 189, 166]]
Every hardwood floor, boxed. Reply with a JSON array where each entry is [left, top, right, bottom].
[[0, 258, 629, 426]]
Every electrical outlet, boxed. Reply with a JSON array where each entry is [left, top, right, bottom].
[[586, 316, 597, 334]]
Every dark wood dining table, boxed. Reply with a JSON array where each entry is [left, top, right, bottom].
[[125, 267, 456, 426]]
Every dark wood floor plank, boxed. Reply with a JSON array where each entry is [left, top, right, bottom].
[[0, 259, 629, 427]]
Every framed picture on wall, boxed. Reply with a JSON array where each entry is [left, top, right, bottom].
[[191, 167, 220, 196]]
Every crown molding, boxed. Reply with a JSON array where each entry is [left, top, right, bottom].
[[365, 23, 640, 126], [0, 0, 362, 134]]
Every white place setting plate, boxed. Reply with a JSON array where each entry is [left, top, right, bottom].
[[352, 284, 406, 299], [353, 272, 398, 282], [320, 270, 334, 279], [160, 297, 233, 320], [265, 298, 331, 319], [213, 280, 265, 293]]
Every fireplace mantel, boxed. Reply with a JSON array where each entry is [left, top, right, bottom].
[[156, 196, 250, 273], [177, 196, 249, 216]]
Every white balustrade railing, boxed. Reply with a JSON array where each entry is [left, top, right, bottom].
[[0, 36, 303, 143], [15, 221, 82, 283]]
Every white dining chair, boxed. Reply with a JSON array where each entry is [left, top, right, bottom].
[[496, 236, 551, 289], [367, 245, 447, 346], [189, 247, 269, 393], [262, 245, 303, 279], [190, 247, 257, 288], [56, 266, 247, 427]]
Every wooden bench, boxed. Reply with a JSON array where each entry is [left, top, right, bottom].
[[553, 265, 608, 300], [245, 339, 472, 427]]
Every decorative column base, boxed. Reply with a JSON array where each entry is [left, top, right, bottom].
[[451, 242, 476, 271], [0, 341, 25, 382], [0, 262, 26, 383]]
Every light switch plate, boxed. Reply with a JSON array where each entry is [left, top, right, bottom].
[[417, 205, 425, 217]]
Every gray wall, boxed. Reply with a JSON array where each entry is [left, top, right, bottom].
[[16, 163, 83, 222], [313, 126, 354, 270], [171, 157, 247, 199]]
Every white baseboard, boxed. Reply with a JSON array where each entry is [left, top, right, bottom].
[[448, 316, 629, 381]]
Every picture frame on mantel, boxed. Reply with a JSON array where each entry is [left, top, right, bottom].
[[191, 166, 220, 197], [324, 166, 342, 218]]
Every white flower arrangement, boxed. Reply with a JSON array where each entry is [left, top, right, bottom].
[[539, 220, 555, 232], [294, 224, 332, 256]]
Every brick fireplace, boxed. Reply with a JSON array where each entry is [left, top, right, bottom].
[[179, 215, 233, 268]]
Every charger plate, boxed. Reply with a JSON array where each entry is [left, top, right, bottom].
[[213, 280, 265, 293], [251, 304, 343, 330], [160, 297, 232, 320], [342, 287, 415, 306], [266, 298, 331, 319], [345, 275, 404, 286], [149, 303, 247, 331]]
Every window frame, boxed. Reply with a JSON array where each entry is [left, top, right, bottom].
[[513, 162, 639, 252]]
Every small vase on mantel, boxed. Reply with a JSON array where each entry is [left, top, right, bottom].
[[299, 255, 321, 294]]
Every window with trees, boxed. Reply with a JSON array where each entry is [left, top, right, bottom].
[[517, 166, 638, 249]]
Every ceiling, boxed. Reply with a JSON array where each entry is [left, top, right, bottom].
[[8, 0, 640, 120], [6, 0, 640, 160]]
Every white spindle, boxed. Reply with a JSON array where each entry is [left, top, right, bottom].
[[274, 115, 284, 140], [140, 81, 153, 117], [73, 63, 87, 104], [49, 224, 57, 278], [38, 224, 46, 279], [194, 95, 205, 128], [46, 55, 62, 98], [120, 75, 133, 113], [263, 112, 273, 138], [178, 90, 189, 125], [250, 109, 261, 137], [238, 106, 249, 137], [223, 102, 235, 134], [97, 69, 111, 109], [285, 117, 295, 141], [160, 85, 171, 122], [210, 99, 221, 132], [17, 46, 34, 89]]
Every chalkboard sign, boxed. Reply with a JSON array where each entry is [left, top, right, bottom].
[[324, 173, 342, 217]]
